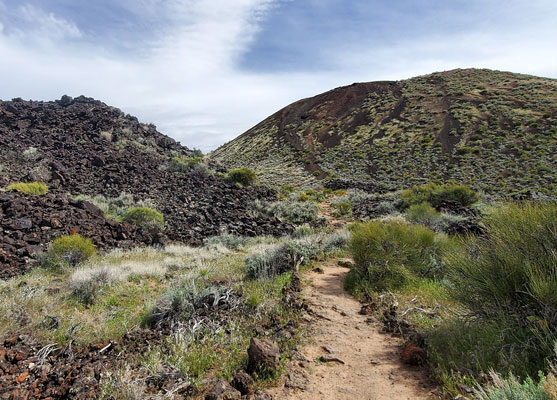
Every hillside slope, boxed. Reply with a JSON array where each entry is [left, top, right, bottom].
[[210, 69, 557, 196]]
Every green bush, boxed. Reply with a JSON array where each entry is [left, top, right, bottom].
[[204, 234, 246, 250], [331, 200, 352, 217], [405, 202, 439, 224], [46, 234, 96, 267], [401, 182, 479, 208], [227, 167, 256, 186], [279, 184, 296, 196], [292, 224, 315, 238], [347, 221, 447, 292], [297, 189, 325, 202], [6, 182, 48, 195], [475, 371, 553, 400], [266, 200, 319, 225], [447, 202, 557, 360], [322, 230, 351, 253], [122, 207, 164, 229], [426, 317, 543, 385], [169, 156, 204, 172], [245, 237, 320, 280]]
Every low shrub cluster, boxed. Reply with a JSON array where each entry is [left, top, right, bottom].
[[265, 199, 320, 225], [292, 224, 315, 238], [346, 221, 450, 292], [405, 201, 467, 233], [122, 206, 164, 229], [246, 231, 350, 280], [169, 155, 204, 173], [44, 234, 96, 268], [346, 202, 557, 395], [331, 200, 352, 217], [245, 237, 320, 280], [227, 167, 256, 186], [73, 192, 160, 223], [475, 368, 556, 400], [446, 202, 557, 370], [144, 281, 239, 328], [6, 181, 48, 195], [401, 182, 479, 208], [204, 234, 247, 250], [297, 189, 325, 202]]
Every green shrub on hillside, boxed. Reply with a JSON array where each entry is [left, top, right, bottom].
[[297, 189, 325, 202], [292, 224, 315, 238], [227, 167, 256, 186], [447, 202, 557, 355], [405, 202, 439, 224], [46, 234, 96, 267], [331, 200, 352, 217], [204, 234, 247, 250], [169, 156, 204, 172], [245, 237, 320, 280], [401, 182, 479, 208], [122, 207, 164, 229], [266, 200, 319, 225], [347, 221, 448, 292], [6, 182, 48, 195]]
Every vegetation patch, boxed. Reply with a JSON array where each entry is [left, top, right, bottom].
[[6, 181, 48, 195], [227, 167, 256, 186], [122, 206, 164, 229], [401, 182, 479, 208], [44, 233, 96, 268]]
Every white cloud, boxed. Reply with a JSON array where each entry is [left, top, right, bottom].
[[0, 0, 556, 152], [4, 3, 82, 43]]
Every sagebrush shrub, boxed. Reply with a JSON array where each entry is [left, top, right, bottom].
[[46, 234, 96, 267], [245, 237, 320, 280], [401, 182, 479, 208], [227, 167, 256, 186], [447, 202, 557, 354], [266, 200, 319, 225], [6, 182, 48, 195], [475, 371, 552, 400], [292, 224, 315, 238], [322, 230, 351, 253], [169, 156, 204, 172], [204, 234, 246, 250], [347, 221, 448, 292], [331, 200, 352, 217], [122, 207, 164, 229]]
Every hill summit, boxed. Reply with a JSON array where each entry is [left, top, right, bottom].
[[210, 69, 557, 197]]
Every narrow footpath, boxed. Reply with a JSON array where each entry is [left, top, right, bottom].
[[268, 259, 436, 400]]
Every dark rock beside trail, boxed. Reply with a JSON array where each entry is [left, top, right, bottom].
[[0, 96, 293, 277], [0, 191, 157, 279]]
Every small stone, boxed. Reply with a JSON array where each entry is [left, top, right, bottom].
[[205, 379, 241, 400], [337, 259, 354, 268], [247, 338, 280, 376], [231, 370, 254, 395], [320, 355, 345, 364]]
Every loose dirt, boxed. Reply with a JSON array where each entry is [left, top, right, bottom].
[[268, 259, 436, 400]]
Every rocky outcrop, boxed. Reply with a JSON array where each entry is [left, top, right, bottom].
[[0, 97, 293, 277], [0, 191, 158, 279]]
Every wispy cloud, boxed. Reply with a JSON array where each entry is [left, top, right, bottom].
[[0, 0, 556, 151]]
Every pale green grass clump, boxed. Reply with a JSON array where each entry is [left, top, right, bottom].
[[6, 181, 48, 195]]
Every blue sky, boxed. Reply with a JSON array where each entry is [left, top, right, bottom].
[[1, 0, 556, 151]]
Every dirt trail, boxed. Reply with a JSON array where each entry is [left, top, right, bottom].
[[268, 260, 435, 400]]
